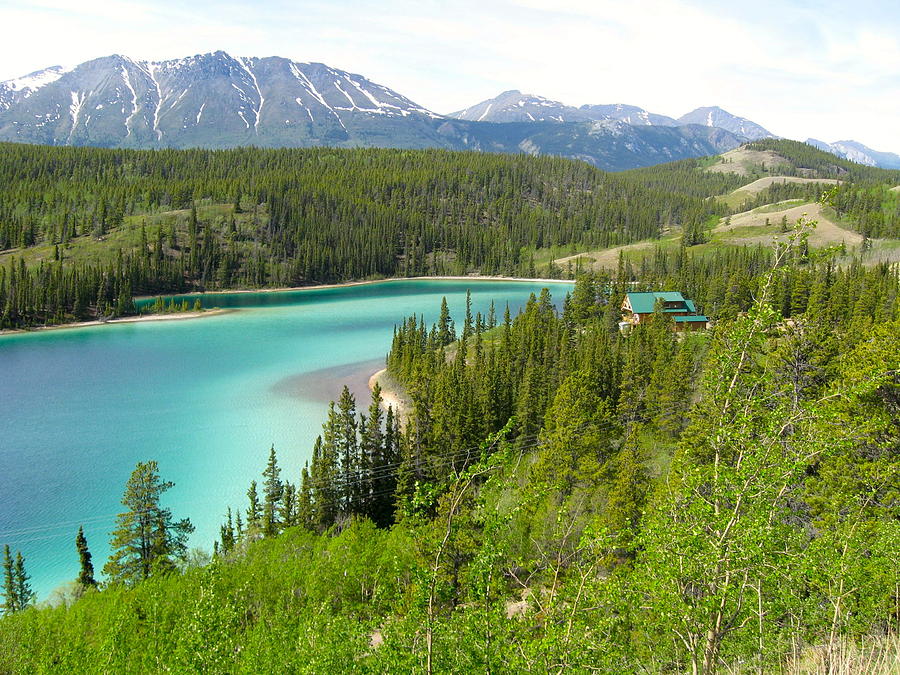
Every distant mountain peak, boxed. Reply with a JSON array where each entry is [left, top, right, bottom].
[[7, 51, 896, 170], [806, 138, 900, 169], [449, 90, 590, 123], [677, 106, 773, 141]]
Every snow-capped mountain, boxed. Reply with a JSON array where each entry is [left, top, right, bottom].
[[578, 103, 677, 127], [0, 57, 750, 169], [449, 93, 771, 142], [0, 52, 438, 149], [449, 90, 593, 123], [448, 92, 680, 127], [807, 138, 900, 170], [676, 106, 772, 141]]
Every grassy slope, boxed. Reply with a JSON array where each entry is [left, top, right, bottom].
[[4, 141, 897, 279], [0, 202, 264, 269], [540, 141, 899, 273]]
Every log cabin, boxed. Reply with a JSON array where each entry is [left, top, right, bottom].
[[620, 291, 708, 332]]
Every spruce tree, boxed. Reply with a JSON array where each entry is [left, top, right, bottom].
[[246, 481, 261, 531], [360, 383, 385, 522], [219, 508, 236, 554], [280, 482, 296, 529], [14, 552, 32, 609], [261, 445, 284, 536], [297, 465, 313, 530], [336, 386, 359, 516], [103, 460, 194, 583], [436, 297, 455, 346], [75, 526, 96, 588], [2, 545, 16, 614]]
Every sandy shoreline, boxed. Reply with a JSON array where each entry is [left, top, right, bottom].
[[0, 308, 232, 338], [133, 274, 573, 300], [368, 368, 409, 422], [6, 275, 572, 337]]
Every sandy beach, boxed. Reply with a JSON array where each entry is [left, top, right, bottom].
[[5, 275, 572, 338], [368, 368, 409, 422], [133, 274, 574, 300], [0, 308, 232, 338]]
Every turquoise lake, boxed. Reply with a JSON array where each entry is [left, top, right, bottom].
[[0, 279, 573, 600]]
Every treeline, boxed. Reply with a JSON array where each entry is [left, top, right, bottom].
[[829, 182, 900, 238], [0, 143, 727, 328], [621, 156, 749, 198], [0, 252, 180, 327]]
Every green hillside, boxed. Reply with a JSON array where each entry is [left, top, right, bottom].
[[4, 140, 899, 331], [0, 143, 725, 329], [546, 140, 900, 273]]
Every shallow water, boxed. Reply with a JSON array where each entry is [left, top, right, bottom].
[[0, 279, 572, 599]]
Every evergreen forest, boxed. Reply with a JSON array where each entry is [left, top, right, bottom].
[[2, 139, 898, 330], [1, 140, 899, 672]]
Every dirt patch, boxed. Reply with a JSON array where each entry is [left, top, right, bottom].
[[552, 241, 656, 271], [733, 176, 840, 194], [506, 599, 529, 619], [706, 148, 790, 176], [714, 202, 862, 248]]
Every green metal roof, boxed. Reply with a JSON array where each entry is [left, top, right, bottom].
[[674, 315, 708, 322], [625, 292, 689, 314]]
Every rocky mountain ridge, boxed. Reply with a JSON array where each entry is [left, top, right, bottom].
[[1, 52, 897, 170]]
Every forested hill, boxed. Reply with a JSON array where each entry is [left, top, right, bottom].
[[621, 138, 900, 199], [3, 139, 899, 330], [0, 143, 722, 329]]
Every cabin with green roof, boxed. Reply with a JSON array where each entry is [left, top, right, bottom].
[[621, 291, 708, 332]]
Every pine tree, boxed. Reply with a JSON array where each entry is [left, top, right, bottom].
[[261, 445, 284, 536], [103, 460, 194, 583], [436, 296, 455, 346], [75, 526, 96, 588], [360, 383, 386, 523], [219, 508, 236, 554], [2, 545, 16, 614], [246, 480, 261, 531], [297, 465, 313, 530], [336, 386, 359, 515], [603, 430, 649, 562], [14, 552, 32, 609], [280, 482, 297, 529]]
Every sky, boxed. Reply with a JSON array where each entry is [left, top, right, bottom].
[[1, 0, 898, 151]]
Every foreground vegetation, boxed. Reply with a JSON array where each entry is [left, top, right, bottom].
[[1, 213, 897, 671]]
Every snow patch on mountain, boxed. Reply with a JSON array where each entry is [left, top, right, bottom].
[[3, 65, 72, 95]]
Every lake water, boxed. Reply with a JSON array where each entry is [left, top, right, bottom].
[[0, 279, 572, 600]]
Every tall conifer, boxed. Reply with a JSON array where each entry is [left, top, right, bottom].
[[75, 526, 96, 588]]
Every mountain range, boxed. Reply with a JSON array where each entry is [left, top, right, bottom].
[[805, 138, 900, 170], [449, 91, 773, 141], [0, 51, 896, 170]]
